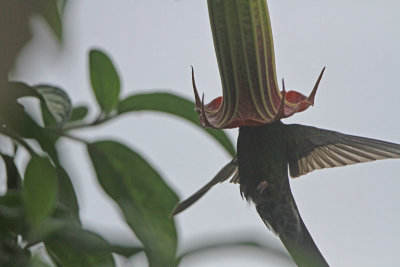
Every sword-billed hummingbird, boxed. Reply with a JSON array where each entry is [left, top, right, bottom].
[[171, 1, 400, 266]]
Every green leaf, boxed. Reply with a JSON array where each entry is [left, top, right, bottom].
[[23, 156, 58, 226], [27, 218, 67, 246], [35, 85, 72, 128], [47, 247, 114, 267], [0, 84, 59, 159], [109, 245, 144, 258], [118, 92, 236, 156], [0, 231, 31, 267], [40, 100, 57, 127], [35, 0, 63, 41], [47, 226, 112, 252], [177, 238, 291, 264], [27, 206, 80, 246], [1, 82, 39, 99], [1, 154, 22, 190], [45, 227, 115, 267], [0, 192, 26, 235], [0, 3, 33, 78], [0, 84, 40, 138], [56, 0, 68, 14], [88, 141, 178, 267], [56, 167, 79, 221], [29, 255, 53, 267], [1, 82, 70, 129], [68, 106, 89, 122], [0, 84, 62, 162], [41, 222, 142, 261], [89, 49, 120, 114], [37, 129, 61, 164], [48, 226, 144, 258]]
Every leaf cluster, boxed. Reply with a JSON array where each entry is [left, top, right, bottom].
[[0, 1, 289, 266], [0, 44, 238, 266]]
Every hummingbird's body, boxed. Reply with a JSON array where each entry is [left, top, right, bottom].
[[238, 121, 289, 204], [172, 120, 400, 266], [238, 121, 328, 266]]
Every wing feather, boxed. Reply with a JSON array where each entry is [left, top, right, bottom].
[[285, 124, 400, 178], [310, 151, 325, 169], [306, 154, 316, 170]]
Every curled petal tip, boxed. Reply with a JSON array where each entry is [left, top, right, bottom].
[[191, 67, 201, 110], [307, 67, 326, 104], [275, 79, 286, 120], [201, 93, 211, 127]]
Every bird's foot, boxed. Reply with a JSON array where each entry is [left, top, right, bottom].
[[257, 180, 269, 194]]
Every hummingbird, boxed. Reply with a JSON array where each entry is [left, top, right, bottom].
[[172, 119, 400, 266], [171, 0, 400, 266]]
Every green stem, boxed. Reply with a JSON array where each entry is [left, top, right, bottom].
[[58, 132, 88, 144], [0, 128, 36, 155], [63, 114, 115, 131]]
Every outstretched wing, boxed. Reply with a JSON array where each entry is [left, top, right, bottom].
[[285, 124, 400, 178], [171, 157, 238, 216]]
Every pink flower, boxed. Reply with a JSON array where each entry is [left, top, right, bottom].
[[192, 0, 325, 129], [192, 68, 324, 129]]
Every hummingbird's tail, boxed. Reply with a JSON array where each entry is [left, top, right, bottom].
[[256, 195, 329, 267]]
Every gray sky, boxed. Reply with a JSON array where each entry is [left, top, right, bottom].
[[14, 0, 400, 266]]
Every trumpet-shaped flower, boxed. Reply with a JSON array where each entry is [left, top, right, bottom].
[[192, 0, 325, 129]]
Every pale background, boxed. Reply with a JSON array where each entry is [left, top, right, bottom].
[[13, 1, 400, 266]]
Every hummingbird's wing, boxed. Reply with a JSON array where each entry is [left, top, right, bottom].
[[170, 157, 238, 216], [285, 124, 400, 178]]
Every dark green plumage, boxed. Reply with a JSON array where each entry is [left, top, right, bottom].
[[238, 121, 328, 266], [172, 120, 400, 266]]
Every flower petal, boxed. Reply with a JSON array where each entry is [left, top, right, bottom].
[[194, 0, 325, 129]]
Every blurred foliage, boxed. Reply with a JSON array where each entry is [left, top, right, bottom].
[[118, 93, 236, 156], [0, 0, 291, 266], [89, 50, 121, 114]]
